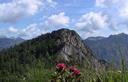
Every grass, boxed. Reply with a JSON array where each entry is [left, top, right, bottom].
[[30, 55, 128, 82], [22, 60, 128, 82], [1, 54, 128, 82]]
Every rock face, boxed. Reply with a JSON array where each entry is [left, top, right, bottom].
[[51, 28, 87, 63]]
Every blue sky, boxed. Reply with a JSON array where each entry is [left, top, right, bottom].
[[0, 0, 128, 39]]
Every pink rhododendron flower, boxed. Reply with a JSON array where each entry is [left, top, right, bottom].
[[56, 63, 66, 70], [69, 66, 81, 76], [69, 66, 77, 72], [73, 69, 81, 75], [52, 63, 81, 82]]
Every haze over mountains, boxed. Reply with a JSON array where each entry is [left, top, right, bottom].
[[85, 33, 128, 66], [0, 36, 24, 50], [1, 30, 128, 67]]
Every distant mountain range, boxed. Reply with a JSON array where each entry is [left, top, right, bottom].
[[85, 33, 128, 66], [1, 31, 128, 67], [86, 36, 105, 41], [0, 37, 24, 50]]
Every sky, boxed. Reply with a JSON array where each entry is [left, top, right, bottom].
[[0, 0, 128, 39]]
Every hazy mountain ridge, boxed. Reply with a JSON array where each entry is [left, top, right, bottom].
[[0, 37, 24, 50], [85, 33, 128, 66], [86, 36, 105, 41]]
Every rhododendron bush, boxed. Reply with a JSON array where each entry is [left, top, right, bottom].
[[51, 63, 81, 82]]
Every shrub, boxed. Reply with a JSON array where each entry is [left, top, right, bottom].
[[51, 63, 81, 82]]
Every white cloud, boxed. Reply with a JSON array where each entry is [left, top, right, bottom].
[[19, 23, 42, 39], [8, 27, 18, 33], [0, 0, 58, 23], [0, 23, 44, 39], [47, 12, 70, 25], [95, 0, 128, 19], [46, 0, 57, 7], [94, 0, 128, 31], [95, 0, 106, 7], [75, 12, 108, 33], [18, 22, 52, 39], [74, 0, 128, 38], [95, 0, 119, 7], [119, 1, 128, 18], [0, 27, 19, 38], [0, 0, 42, 23]]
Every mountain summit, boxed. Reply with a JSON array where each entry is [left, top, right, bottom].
[[32, 28, 103, 67]]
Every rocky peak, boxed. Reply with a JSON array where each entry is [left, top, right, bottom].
[[50, 29, 86, 61], [37, 28, 105, 69], [51, 29, 85, 50]]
